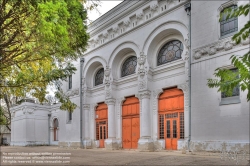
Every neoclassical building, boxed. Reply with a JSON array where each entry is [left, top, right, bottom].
[[11, 0, 249, 153]]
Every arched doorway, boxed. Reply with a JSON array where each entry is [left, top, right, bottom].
[[122, 96, 140, 149], [53, 118, 59, 141], [95, 103, 108, 148], [158, 88, 184, 150]]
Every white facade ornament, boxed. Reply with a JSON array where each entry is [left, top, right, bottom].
[[105, 98, 116, 105], [194, 50, 201, 59], [112, 26, 119, 33], [137, 52, 147, 78], [224, 41, 233, 51], [152, 89, 163, 115], [103, 32, 109, 38], [124, 20, 130, 27], [150, 3, 158, 12], [83, 104, 90, 110], [184, 34, 190, 49], [22, 106, 34, 114], [136, 12, 144, 20], [139, 90, 151, 99], [66, 88, 79, 97], [208, 46, 216, 55]]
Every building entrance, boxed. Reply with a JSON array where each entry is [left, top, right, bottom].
[[158, 88, 184, 150], [122, 96, 140, 149]]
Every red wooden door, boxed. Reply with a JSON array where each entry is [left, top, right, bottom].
[[158, 88, 184, 150], [95, 103, 108, 148], [122, 97, 140, 149], [99, 125, 107, 148]]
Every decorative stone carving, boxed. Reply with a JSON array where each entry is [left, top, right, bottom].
[[193, 38, 248, 61], [150, 3, 158, 12], [139, 90, 151, 99], [105, 98, 116, 105], [138, 80, 146, 90], [83, 104, 90, 110], [66, 88, 79, 97], [208, 46, 216, 55], [136, 12, 144, 20], [116, 98, 125, 119], [112, 26, 119, 33], [22, 107, 34, 114], [104, 66, 111, 86], [124, 20, 130, 27], [184, 34, 190, 49], [137, 52, 147, 77], [194, 50, 201, 59], [103, 32, 109, 38], [224, 41, 233, 51], [242, 37, 250, 45]]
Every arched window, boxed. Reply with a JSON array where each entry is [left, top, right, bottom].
[[121, 56, 137, 77], [95, 68, 104, 86], [220, 5, 238, 37], [157, 40, 183, 66]]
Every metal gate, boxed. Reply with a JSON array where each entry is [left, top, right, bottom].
[[122, 96, 140, 149]]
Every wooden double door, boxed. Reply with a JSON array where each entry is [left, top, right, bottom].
[[122, 97, 140, 149], [95, 103, 108, 148], [158, 88, 184, 150]]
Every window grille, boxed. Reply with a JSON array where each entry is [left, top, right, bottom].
[[121, 56, 137, 77], [157, 40, 183, 66], [159, 114, 164, 139], [220, 5, 238, 37], [180, 112, 184, 139], [95, 68, 104, 86]]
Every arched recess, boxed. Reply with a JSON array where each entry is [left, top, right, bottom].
[[158, 88, 184, 150], [83, 56, 107, 88], [142, 21, 188, 68], [108, 42, 140, 80]]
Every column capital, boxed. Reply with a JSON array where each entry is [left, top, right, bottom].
[[139, 90, 151, 99], [105, 98, 116, 105], [83, 104, 90, 110]]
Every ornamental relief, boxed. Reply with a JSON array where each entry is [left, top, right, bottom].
[[193, 37, 249, 60], [66, 88, 79, 97], [22, 107, 34, 114]]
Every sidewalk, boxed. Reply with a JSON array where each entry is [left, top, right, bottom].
[[0, 146, 249, 165]]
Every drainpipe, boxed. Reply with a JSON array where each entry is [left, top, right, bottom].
[[184, 2, 191, 152], [48, 113, 51, 145], [80, 57, 85, 148]]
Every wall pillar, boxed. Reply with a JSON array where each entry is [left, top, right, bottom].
[[105, 98, 118, 150], [138, 90, 154, 151], [83, 104, 92, 148]]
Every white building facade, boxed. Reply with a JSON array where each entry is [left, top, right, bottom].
[[11, 0, 249, 153]]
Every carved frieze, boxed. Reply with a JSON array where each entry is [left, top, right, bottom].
[[66, 88, 79, 97], [83, 104, 90, 110], [139, 90, 151, 99], [22, 106, 34, 114], [193, 38, 249, 60], [136, 12, 144, 20], [150, 4, 159, 12]]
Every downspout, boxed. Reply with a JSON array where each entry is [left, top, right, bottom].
[[48, 113, 51, 145], [80, 57, 85, 148], [184, 2, 191, 152]]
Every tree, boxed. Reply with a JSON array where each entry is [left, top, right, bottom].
[[0, 0, 89, 109], [207, 4, 250, 101]]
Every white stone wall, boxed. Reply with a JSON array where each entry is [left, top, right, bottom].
[[190, 0, 249, 152]]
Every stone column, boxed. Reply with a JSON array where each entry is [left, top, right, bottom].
[[83, 104, 91, 148], [138, 90, 154, 151], [105, 98, 118, 150]]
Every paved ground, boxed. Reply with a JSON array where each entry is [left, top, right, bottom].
[[0, 146, 249, 165]]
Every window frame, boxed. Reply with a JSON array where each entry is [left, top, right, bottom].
[[157, 40, 183, 66], [121, 56, 137, 77], [220, 68, 241, 105], [217, 1, 238, 39], [94, 68, 104, 86]]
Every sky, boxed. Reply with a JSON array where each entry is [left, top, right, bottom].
[[87, 1, 123, 23]]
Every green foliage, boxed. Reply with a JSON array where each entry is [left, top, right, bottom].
[[0, 0, 89, 112], [208, 4, 250, 101], [0, 106, 7, 125]]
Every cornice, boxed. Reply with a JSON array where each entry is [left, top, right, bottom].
[[84, 0, 188, 55]]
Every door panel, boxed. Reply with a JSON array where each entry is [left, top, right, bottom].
[[99, 125, 106, 148], [122, 118, 131, 149], [131, 117, 140, 149]]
